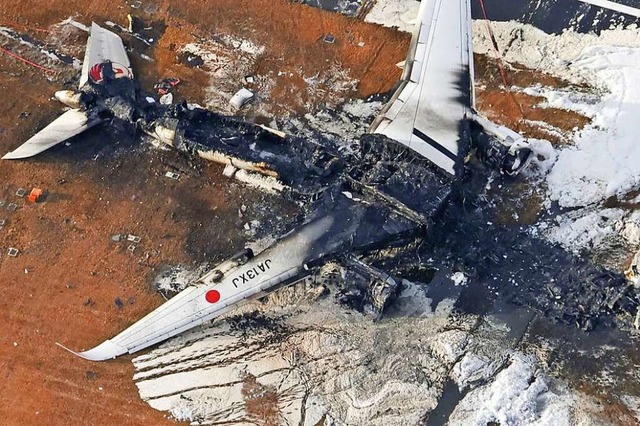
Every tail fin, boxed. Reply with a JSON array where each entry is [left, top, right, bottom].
[[79, 22, 133, 89], [370, 0, 474, 176]]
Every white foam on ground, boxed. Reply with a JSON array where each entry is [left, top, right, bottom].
[[450, 353, 573, 426], [473, 21, 640, 255], [364, 0, 420, 33], [132, 294, 465, 425], [544, 208, 626, 254], [473, 21, 640, 209]]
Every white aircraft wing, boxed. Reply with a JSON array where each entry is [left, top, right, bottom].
[[370, 0, 474, 175], [2, 109, 100, 159], [58, 215, 336, 361], [577, 0, 640, 18], [79, 22, 133, 88]]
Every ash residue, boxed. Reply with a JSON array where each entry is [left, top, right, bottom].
[[153, 263, 213, 297], [227, 311, 291, 341], [422, 165, 640, 331]]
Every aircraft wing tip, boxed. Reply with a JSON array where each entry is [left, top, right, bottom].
[[2, 151, 30, 160], [56, 340, 126, 361]]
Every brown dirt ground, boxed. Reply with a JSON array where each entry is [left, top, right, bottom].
[[242, 374, 280, 425], [474, 54, 591, 145]]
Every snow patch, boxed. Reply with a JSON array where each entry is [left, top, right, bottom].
[[449, 353, 573, 426], [364, 0, 420, 33], [524, 138, 558, 177], [474, 21, 640, 208]]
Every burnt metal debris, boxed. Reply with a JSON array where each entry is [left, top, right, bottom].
[[136, 99, 639, 327], [25, 50, 640, 329]]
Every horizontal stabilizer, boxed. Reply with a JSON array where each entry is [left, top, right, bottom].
[[370, 0, 474, 175], [2, 109, 99, 159]]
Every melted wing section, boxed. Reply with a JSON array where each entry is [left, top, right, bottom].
[[370, 0, 474, 175], [79, 22, 133, 88], [2, 109, 99, 159]]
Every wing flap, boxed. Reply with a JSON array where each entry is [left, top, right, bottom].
[[2, 109, 99, 159]]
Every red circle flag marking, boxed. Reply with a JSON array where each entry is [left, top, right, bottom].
[[205, 290, 221, 304]]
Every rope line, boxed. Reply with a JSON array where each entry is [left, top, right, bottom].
[[0, 45, 55, 73], [477, 0, 526, 121]]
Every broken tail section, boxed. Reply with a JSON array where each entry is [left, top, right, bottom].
[[370, 0, 535, 177], [3, 22, 133, 160], [79, 22, 133, 89], [370, 0, 474, 176]]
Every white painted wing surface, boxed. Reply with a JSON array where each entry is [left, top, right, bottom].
[[79, 22, 132, 88], [577, 0, 640, 18], [371, 0, 473, 175], [2, 109, 99, 159], [61, 215, 335, 361]]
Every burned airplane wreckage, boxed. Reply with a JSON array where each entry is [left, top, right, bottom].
[[4, 0, 640, 361]]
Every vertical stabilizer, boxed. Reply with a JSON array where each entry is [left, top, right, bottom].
[[79, 22, 132, 88]]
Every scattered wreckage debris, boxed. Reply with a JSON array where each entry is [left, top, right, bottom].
[[322, 34, 336, 44], [159, 93, 172, 105], [407, 170, 640, 333], [229, 87, 255, 109], [27, 188, 44, 203], [153, 77, 180, 95], [110, 233, 142, 255], [5, 16, 638, 364], [127, 234, 141, 243]]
